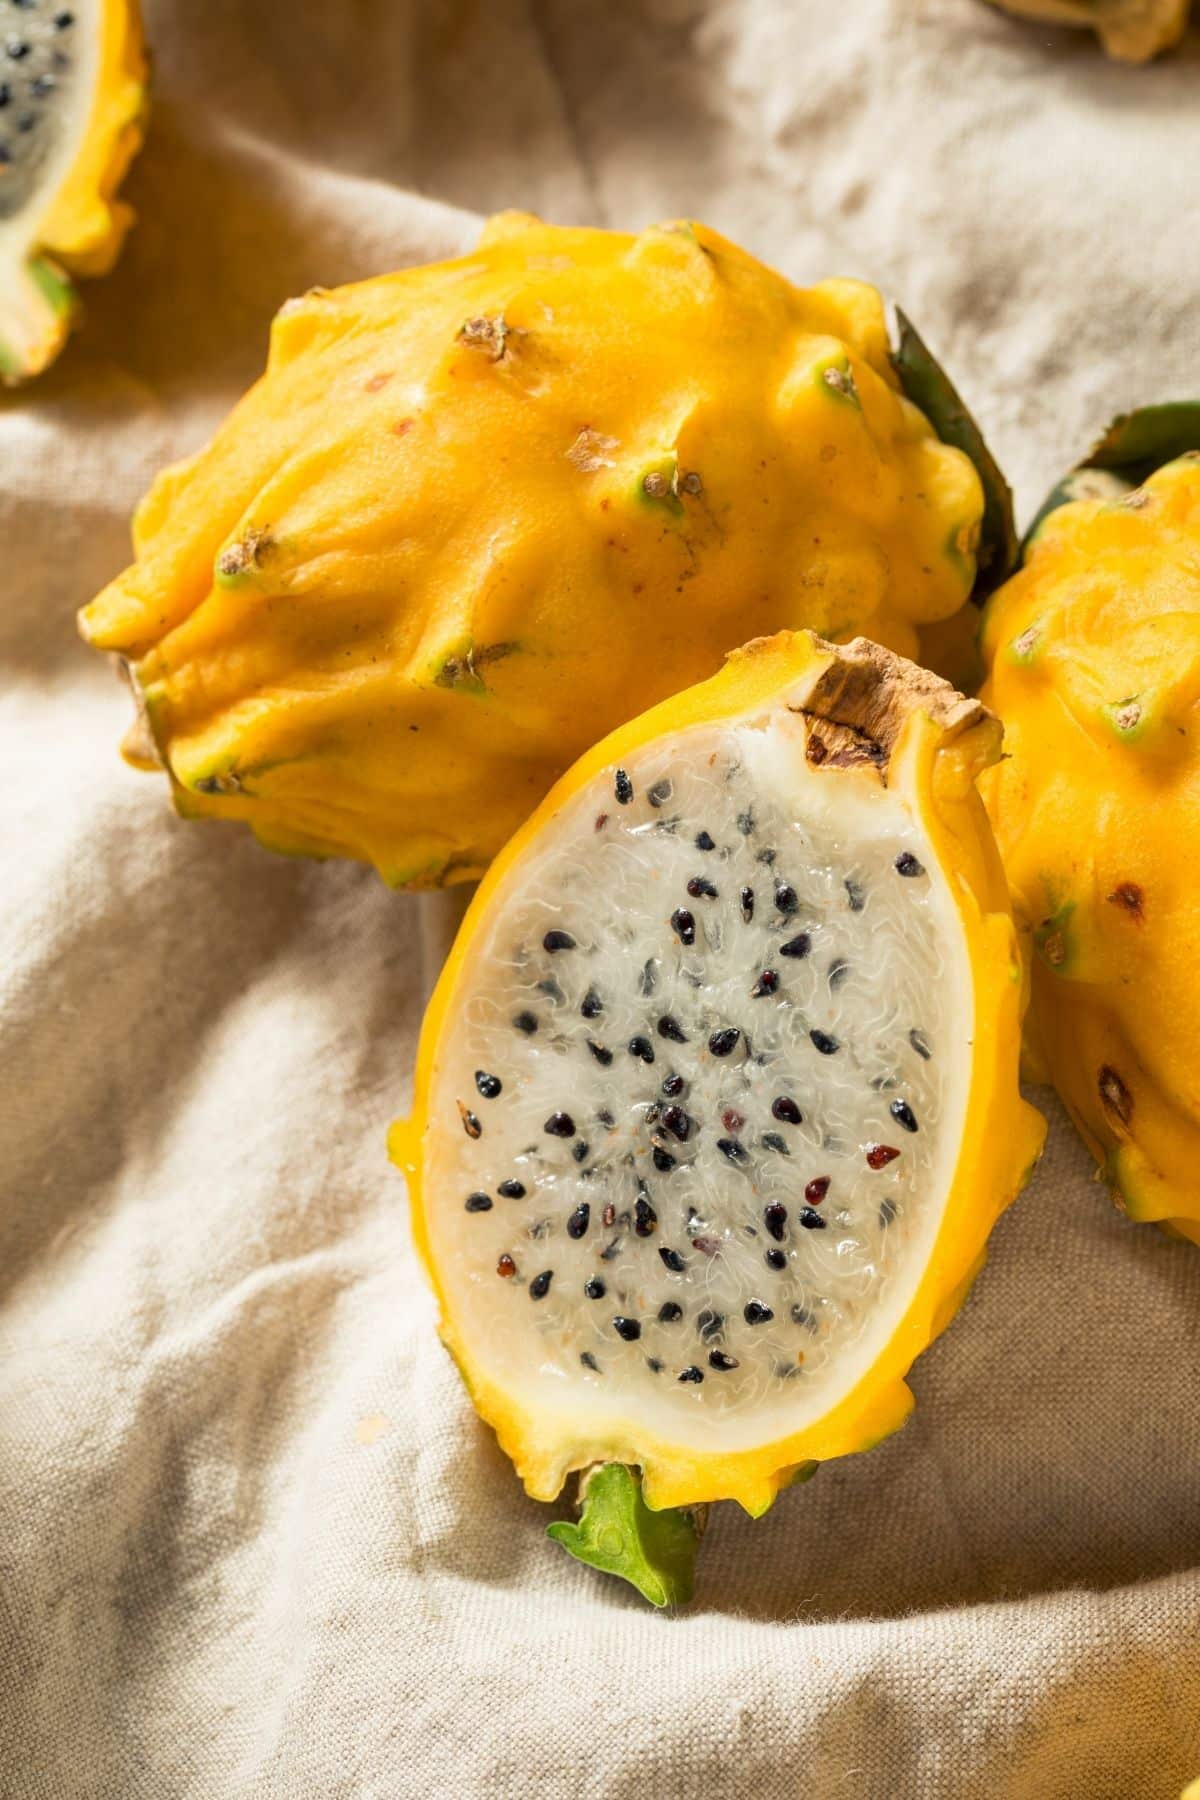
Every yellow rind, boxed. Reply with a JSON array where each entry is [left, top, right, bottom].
[[980, 455, 1200, 1242], [79, 212, 984, 889], [392, 630, 1044, 1515]]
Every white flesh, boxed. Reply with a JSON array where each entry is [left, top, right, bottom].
[[424, 706, 972, 1455]]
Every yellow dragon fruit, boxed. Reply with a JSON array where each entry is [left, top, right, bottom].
[[984, 0, 1190, 61], [0, 0, 147, 383], [78, 213, 1012, 889], [391, 630, 1043, 1602], [980, 405, 1200, 1241]]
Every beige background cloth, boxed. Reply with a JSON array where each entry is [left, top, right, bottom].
[[2, 2, 1199, 1794]]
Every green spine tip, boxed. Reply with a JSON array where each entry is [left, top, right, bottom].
[[890, 307, 1018, 599], [547, 1463, 702, 1608], [1026, 401, 1200, 549]]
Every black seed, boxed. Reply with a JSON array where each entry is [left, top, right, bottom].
[[6, 41, 30, 62], [757, 848, 777, 866], [678, 1366, 704, 1383], [890, 1098, 919, 1133], [686, 876, 718, 901], [646, 1357, 664, 1373], [909, 1027, 932, 1060], [661, 1105, 690, 1141], [544, 1112, 576, 1137], [659, 1247, 685, 1273], [709, 1350, 739, 1371], [585, 1277, 606, 1299], [775, 882, 798, 914], [658, 1300, 683, 1322], [791, 1304, 813, 1327], [474, 1069, 502, 1099], [513, 1011, 538, 1034], [765, 1248, 787, 1271], [464, 1193, 492, 1213], [55, 11, 76, 27], [628, 1035, 655, 1064], [895, 851, 925, 878], [580, 1351, 599, 1371], [536, 976, 565, 1003], [764, 1203, 788, 1241], [750, 970, 779, 998], [697, 1309, 724, 1340], [529, 1270, 553, 1300], [543, 928, 576, 953], [635, 1196, 658, 1237], [580, 987, 603, 1019], [587, 1040, 613, 1067], [761, 1131, 789, 1156], [614, 768, 633, 804], [828, 958, 850, 989], [708, 1027, 740, 1058], [657, 1014, 688, 1043], [30, 72, 53, 96], [810, 1030, 840, 1055], [845, 878, 865, 912], [779, 933, 811, 959], [716, 1138, 748, 1164], [0, 84, 8, 106], [670, 907, 696, 946], [662, 1072, 685, 1098], [799, 1207, 827, 1231], [652, 1146, 676, 1172], [613, 1316, 642, 1342], [695, 830, 716, 851], [567, 1203, 590, 1239], [744, 1300, 774, 1325], [572, 1140, 590, 1164], [771, 1096, 802, 1126], [640, 958, 658, 996], [737, 810, 754, 836], [740, 886, 755, 921], [597, 1108, 615, 1128], [647, 778, 673, 807], [498, 1179, 526, 1199], [880, 1198, 898, 1227]]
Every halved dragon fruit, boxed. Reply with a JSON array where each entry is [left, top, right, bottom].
[[391, 631, 1043, 1604]]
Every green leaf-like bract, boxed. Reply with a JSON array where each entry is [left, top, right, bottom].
[[546, 1464, 701, 1607], [1022, 401, 1200, 552], [891, 308, 1018, 599]]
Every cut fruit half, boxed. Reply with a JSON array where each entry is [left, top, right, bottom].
[[390, 631, 1044, 1596], [0, 0, 147, 384]]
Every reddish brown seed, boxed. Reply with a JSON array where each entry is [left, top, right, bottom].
[[457, 1101, 482, 1139], [750, 970, 779, 998], [866, 1144, 900, 1170], [603, 1202, 616, 1228], [722, 1108, 745, 1133], [805, 1176, 831, 1202], [595, 813, 609, 831], [496, 1254, 516, 1278], [691, 1235, 720, 1256]]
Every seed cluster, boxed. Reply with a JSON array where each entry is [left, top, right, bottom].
[[432, 721, 953, 1426], [0, 2, 78, 216]]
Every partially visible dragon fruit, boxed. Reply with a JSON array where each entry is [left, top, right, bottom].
[[391, 630, 1043, 1603]]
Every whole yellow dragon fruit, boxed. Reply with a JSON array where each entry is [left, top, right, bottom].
[[79, 213, 1009, 889], [0, 0, 147, 383], [980, 406, 1200, 1241]]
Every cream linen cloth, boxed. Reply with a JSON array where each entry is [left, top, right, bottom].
[[3, 3, 1199, 1795]]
